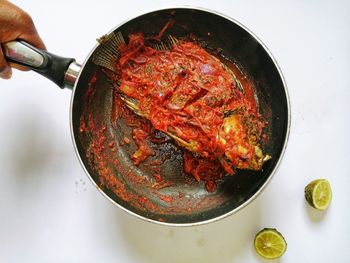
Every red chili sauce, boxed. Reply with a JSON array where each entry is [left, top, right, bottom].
[[113, 33, 266, 191]]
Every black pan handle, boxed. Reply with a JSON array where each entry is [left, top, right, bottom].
[[2, 41, 81, 89]]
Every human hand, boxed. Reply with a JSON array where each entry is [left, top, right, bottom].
[[0, 0, 45, 79]]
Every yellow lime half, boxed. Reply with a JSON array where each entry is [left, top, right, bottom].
[[305, 179, 332, 211], [254, 228, 287, 260]]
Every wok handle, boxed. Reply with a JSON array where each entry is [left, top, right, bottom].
[[3, 41, 81, 89]]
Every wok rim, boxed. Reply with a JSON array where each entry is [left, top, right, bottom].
[[69, 5, 291, 227]]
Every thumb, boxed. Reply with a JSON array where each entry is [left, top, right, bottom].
[[18, 30, 46, 51], [0, 48, 12, 79]]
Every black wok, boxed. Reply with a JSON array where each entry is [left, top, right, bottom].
[[3, 7, 290, 226]]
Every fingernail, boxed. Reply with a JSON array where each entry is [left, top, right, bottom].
[[0, 67, 12, 79]]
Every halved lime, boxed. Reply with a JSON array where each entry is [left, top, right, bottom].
[[254, 228, 287, 260], [305, 179, 332, 210]]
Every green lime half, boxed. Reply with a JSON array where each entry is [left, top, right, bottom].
[[254, 228, 287, 260], [305, 179, 332, 210]]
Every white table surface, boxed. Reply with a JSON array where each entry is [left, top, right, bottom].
[[1, 0, 349, 262]]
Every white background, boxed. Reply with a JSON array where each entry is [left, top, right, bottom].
[[1, 0, 349, 262]]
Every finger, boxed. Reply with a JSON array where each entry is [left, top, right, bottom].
[[10, 62, 29, 71], [4, 2, 47, 51], [0, 48, 12, 79], [17, 15, 46, 51], [19, 31, 46, 51]]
